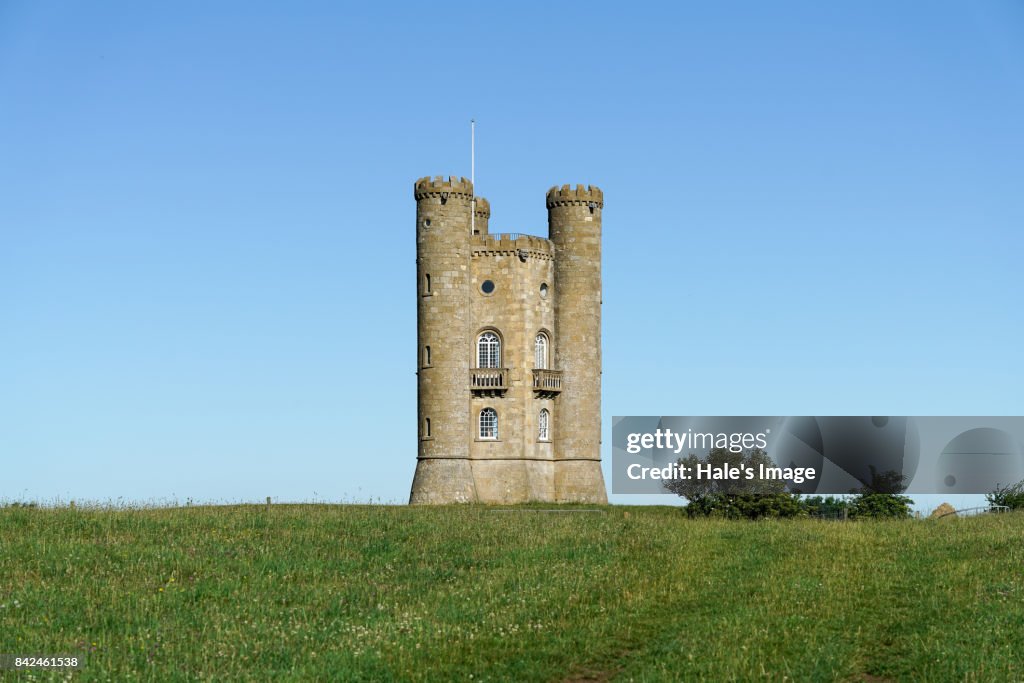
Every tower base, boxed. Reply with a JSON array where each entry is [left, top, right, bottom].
[[410, 458, 608, 504], [470, 460, 530, 504], [409, 459, 476, 504], [554, 460, 608, 503]]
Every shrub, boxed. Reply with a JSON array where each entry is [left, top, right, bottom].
[[685, 493, 803, 520], [848, 492, 913, 519]]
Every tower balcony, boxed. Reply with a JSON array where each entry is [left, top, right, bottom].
[[470, 368, 509, 396], [532, 369, 563, 397]]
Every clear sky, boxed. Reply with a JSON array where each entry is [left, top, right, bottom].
[[2, 2, 1022, 509]]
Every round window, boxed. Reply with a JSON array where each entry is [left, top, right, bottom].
[[539, 283, 549, 298], [481, 280, 495, 294]]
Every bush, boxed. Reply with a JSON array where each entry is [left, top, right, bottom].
[[685, 493, 803, 520], [986, 481, 1024, 510], [848, 492, 913, 519]]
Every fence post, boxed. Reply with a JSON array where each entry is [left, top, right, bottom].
[[266, 496, 271, 513]]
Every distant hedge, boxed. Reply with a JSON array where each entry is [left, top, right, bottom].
[[682, 492, 913, 520]]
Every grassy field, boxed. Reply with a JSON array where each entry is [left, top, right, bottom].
[[1, 504, 1022, 682]]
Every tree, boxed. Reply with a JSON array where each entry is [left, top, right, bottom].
[[847, 492, 913, 519], [663, 447, 787, 500], [986, 480, 1024, 511], [845, 467, 913, 519], [855, 466, 908, 495], [664, 447, 801, 520]]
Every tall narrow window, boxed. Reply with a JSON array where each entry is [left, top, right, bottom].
[[538, 409, 550, 441], [535, 333, 548, 369], [479, 408, 498, 439], [424, 345, 431, 366], [424, 418, 431, 438], [424, 273, 431, 294], [477, 331, 500, 368]]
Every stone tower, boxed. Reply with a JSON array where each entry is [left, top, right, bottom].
[[410, 176, 607, 504]]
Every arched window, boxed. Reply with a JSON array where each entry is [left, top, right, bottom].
[[479, 408, 498, 439], [424, 417, 431, 438], [477, 331, 501, 368], [424, 273, 431, 294], [538, 409, 550, 441], [424, 345, 431, 366], [535, 333, 549, 369]]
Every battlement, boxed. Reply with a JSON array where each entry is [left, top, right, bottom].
[[414, 176, 475, 202], [545, 184, 603, 209], [474, 197, 490, 218], [471, 232, 553, 260]]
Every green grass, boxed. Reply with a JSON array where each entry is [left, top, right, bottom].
[[1, 504, 1022, 681]]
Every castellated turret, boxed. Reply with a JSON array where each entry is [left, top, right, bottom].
[[410, 176, 607, 504], [547, 185, 607, 502]]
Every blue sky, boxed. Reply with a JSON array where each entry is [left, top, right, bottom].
[[2, 2, 1022, 509]]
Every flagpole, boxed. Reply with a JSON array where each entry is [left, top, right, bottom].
[[470, 119, 475, 235]]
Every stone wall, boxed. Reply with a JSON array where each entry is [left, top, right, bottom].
[[469, 234, 556, 502]]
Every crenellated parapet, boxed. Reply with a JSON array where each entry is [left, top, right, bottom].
[[414, 175, 475, 202], [471, 233, 554, 261], [545, 184, 603, 209], [474, 196, 490, 219]]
